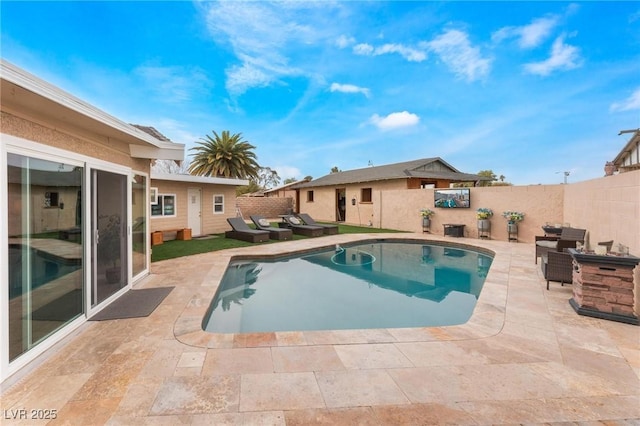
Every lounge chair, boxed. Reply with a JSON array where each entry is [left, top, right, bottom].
[[249, 215, 293, 241], [535, 227, 586, 264], [282, 215, 324, 237], [296, 213, 339, 235], [225, 217, 269, 243]]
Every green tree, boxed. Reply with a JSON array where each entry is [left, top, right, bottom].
[[256, 167, 280, 189], [188, 130, 260, 179], [476, 170, 497, 187], [236, 181, 262, 196], [283, 177, 297, 184], [330, 166, 341, 173]]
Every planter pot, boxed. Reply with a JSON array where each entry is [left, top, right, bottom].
[[507, 223, 518, 233], [422, 217, 430, 228], [477, 219, 491, 231]]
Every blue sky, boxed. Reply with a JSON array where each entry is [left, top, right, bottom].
[[2, 1, 639, 185]]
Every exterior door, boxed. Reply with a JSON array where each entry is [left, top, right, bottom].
[[91, 169, 128, 306], [187, 187, 202, 237]]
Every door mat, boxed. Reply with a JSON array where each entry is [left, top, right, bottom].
[[90, 286, 174, 321], [31, 289, 83, 322]]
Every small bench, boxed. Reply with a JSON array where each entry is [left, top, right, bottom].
[[151, 228, 192, 245]]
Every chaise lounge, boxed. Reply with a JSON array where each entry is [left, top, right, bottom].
[[250, 215, 293, 240], [296, 213, 339, 235], [225, 217, 270, 243], [282, 215, 324, 237]]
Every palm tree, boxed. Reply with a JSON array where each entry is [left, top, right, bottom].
[[188, 130, 260, 179]]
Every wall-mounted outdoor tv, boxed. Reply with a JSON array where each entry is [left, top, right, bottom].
[[434, 188, 470, 208]]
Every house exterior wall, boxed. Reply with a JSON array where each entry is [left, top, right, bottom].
[[150, 179, 239, 236], [2, 111, 148, 171], [299, 179, 410, 224]]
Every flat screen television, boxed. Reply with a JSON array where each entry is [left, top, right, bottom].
[[434, 188, 470, 208]]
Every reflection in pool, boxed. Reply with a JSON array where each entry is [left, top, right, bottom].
[[203, 240, 493, 333]]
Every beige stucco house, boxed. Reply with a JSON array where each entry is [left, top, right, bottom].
[[150, 172, 248, 242], [1, 60, 185, 384], [293, 157, 488, 224]]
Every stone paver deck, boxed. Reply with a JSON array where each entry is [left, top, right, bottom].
[[2, 233, 639, 425]]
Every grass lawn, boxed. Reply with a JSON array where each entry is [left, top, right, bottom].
[[151, 222, 405, 262]]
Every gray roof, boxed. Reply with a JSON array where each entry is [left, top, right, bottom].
[[131, 124, 172, 142], [295, 157, 488, 188]]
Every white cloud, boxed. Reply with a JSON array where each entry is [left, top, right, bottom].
[[425, 29, 491, 81], [134, 65, 210, 103], [199, 1, 342, 96], [336, 34, 355, 49], [523, 34, 582, 76], [492, 15, 559, 48], [330, 83, 370, 97], [353, 43, 374, 55], [610, 88, 640, 112], [353, 42, 426, 62], [369, 111, 420, 130], [274, 165, 302, 181]]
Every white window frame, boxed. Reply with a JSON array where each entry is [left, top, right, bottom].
[[213, 194, 224, 214], [151, 193, 177, 218], [150, 187, 158, 205]]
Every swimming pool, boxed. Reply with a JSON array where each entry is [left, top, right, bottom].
[[202, 240, 493, 334]]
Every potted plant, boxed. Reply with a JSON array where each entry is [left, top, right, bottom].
[[502, 211, 524, 239], [476, 208, 493, 233], [420, 208, 434, 232], [98, 214, 122, 283], [502, 211, 525, 224]]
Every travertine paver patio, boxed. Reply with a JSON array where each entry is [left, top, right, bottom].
[[2, 233, 639, 425]]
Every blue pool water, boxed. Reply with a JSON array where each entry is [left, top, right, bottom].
[[202, 240, 493, 333]]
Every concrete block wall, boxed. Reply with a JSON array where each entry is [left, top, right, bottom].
[[235, 197, 293, 219]]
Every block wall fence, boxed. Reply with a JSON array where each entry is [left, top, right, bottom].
[[234, 196, 293, 219]]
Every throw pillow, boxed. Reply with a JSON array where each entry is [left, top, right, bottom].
[[258, 219, 270, 227]]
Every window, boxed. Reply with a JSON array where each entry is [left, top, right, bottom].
[[44, 191, 59, 207], [307, 190, 314, 202], [361, 188, 372, 203], [151, 194, 176, 217], [213, 194, 224, 214], [150, 187, 158, 204]]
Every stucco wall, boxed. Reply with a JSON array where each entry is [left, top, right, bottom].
[[374, 185, 565, 243], [563, 170, 639, 255]]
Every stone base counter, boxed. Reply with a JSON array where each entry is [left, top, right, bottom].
[[569, 248, 639, 325]]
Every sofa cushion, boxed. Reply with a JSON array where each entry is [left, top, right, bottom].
[[536, 240, 558, 249]]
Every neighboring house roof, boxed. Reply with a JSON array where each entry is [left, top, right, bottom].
[[1, 59, 184, 161], [612, 129, 640, 171], [151, 172, 248, 186], [294, 157, 488, 189], [264, 179, 309, 194]]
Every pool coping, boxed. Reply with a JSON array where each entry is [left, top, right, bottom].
[[170, 233, 511, 349]]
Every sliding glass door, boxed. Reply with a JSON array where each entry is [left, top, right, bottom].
[[91, 170, 128, 306], [7, 153, 84, 362]]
